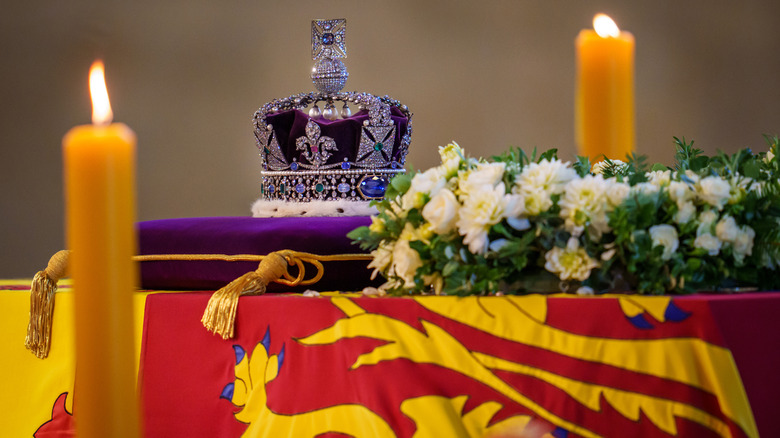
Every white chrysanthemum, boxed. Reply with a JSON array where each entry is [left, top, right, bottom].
[[544, 238, 599, 281], [422, 188, 460, 234], [605, 179, 630, 208], [513, 159, 577, 215], [646, 169, 672, 187], [715, 215, 739, 243], [697, 176, 731, 210], [694, 233, 722, 256], [456, 183, 509, 254], [732, 225, 755, 264], [401, 166, 447, 210], [559, 174, 610, 237], [674, 200, 696, 224], [649, 224, 679, 261], [458, 161, 506, 195], [591, 159, 627, 175]]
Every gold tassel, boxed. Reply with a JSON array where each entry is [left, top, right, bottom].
[[201, 251, 292, 339], [23, 249, 369, 350], [25, 250, 69, 359]]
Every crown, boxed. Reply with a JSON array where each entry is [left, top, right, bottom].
[[252, 19, 412, 216]]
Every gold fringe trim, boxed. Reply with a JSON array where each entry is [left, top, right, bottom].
[[26, 250, 372, 355], [25, 250, 69, 359]]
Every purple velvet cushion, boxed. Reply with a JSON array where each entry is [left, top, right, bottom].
[[138, 216, 378, 291]]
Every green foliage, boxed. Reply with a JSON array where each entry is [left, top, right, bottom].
[[673, 136, 709, 172], [352, 136, 780, 296], [572, 156, 591, 177]]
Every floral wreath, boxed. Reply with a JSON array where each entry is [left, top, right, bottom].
[[349, 136, 780, 296]]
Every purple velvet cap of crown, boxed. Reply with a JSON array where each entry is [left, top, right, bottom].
[[138, 216, 379, 291], [264, 107, 408, 166]]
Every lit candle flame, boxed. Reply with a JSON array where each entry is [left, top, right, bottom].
[[89, 60, 113, 126], [593, 14, 620, 38]]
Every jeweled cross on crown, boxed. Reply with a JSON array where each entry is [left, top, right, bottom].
[[312, 19, 347, 60]]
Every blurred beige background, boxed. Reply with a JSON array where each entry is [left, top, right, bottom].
[[2, 1, 779, 277]]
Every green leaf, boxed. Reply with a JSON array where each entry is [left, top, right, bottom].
[[388, 173, 412, 197], [538, 148, 558, 162], [742, 160, 760, 179], [573, 156, 592, 177], [651, 163, 668, 172]]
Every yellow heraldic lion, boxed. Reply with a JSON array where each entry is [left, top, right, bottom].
[[223, 328, 395, 438], [221, 313, 538, 437]]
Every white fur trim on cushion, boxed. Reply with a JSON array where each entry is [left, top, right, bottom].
[[251, 199, 378, 217]]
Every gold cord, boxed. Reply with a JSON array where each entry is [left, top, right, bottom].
[[26, 249, 372, 355], [199, 250, 367, 339]]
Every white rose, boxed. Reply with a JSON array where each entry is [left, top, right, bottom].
[[681, 170, 700, 184], [694, 233, 722, 256], [391, 238, 423, 287], [674, 200, 696, 224], [631, 182, 660, 196], [667, 181, 695, 203], [715, 216, 739, 243], [401, 167, 447, 210], [697, 176, 731, 210], [646, 169, 672, 187], [422, 188, 460, 234], [649, 224, 679, 261], [367, 242, 393, 279], [732, 226, 755, 264], [697, 210, 720, 235], [459, 162, 506, 194]]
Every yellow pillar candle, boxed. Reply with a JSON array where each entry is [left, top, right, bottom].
[[575, 13, 635, 162], [63, 60, 140, 438]]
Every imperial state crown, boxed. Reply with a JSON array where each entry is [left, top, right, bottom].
[[252, 18, 413, 217]]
